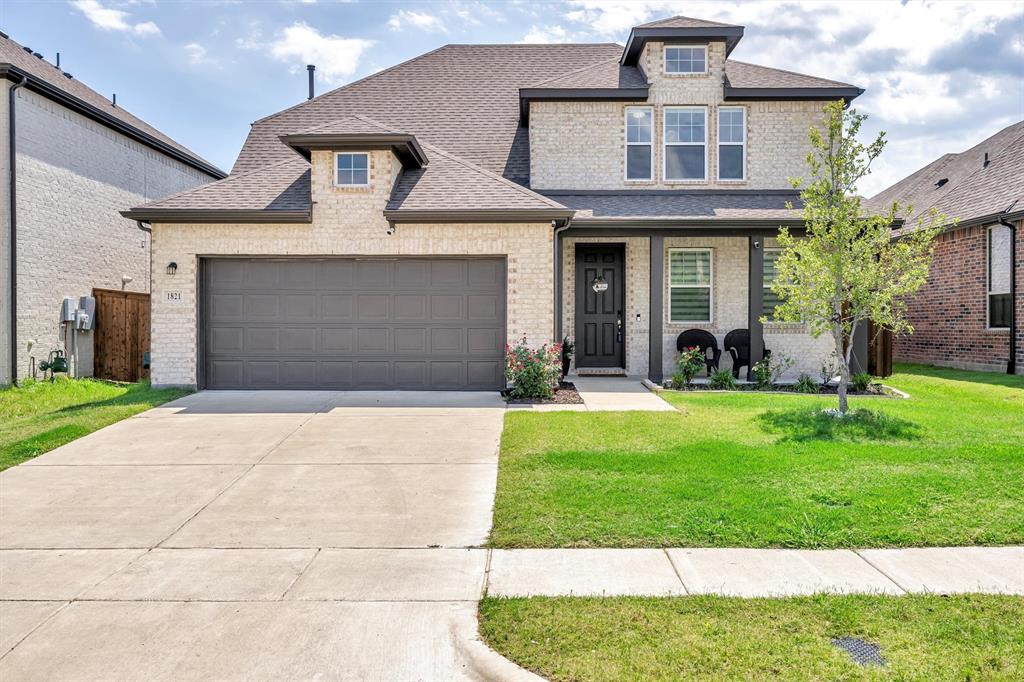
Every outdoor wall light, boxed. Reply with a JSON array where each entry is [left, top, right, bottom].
[[166, 262, 178, 276]]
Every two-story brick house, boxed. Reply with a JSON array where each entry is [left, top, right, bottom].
[[2, 32, 224, 385], [124, 16, 865, 390]]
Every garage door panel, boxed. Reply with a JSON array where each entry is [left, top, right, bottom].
[[203, 258, 505, 390]]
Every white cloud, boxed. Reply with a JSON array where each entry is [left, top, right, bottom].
[[518, 25, 571, 44], [70, 0, 161, 36], [387, 10, 447, 33], [183, 42, 210, 65], [256, 21, 373, 85]]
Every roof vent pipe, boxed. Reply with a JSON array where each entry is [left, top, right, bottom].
[[983, 152, 990, 168], [56, 52, 60, 68], [307, 64, 315, 100], [112, 93, 117, 107]]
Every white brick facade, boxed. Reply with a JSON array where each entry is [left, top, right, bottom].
[[149, 150, 554, 388], [1, 87, 213, 383], [530, 41, 826, 191]]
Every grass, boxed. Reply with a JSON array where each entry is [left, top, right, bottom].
[[479, 594, 1024, 681], [490, 364, 1024, 548], [0, 378, 191, 470]]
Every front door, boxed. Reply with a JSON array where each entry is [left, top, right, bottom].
[[575, 244, 625, 368]]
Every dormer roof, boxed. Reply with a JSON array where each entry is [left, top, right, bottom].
[[621, 15, 745, 65], [280, 114, 428, 168]]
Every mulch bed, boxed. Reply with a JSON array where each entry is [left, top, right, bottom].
[[504, 381, 584, 404]]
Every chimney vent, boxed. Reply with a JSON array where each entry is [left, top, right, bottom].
[[983, 152, 990, 168], [112, 93, 117, 107], [56, 52, 60, 68], [307, 64, 315, 100]]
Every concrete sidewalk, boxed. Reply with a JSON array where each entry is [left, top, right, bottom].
[[508, 376, 677, 412], [485, 547, 1024, 597]]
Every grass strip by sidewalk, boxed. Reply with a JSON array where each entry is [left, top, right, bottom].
[[480, 594, 1024, 681], [490, 364, 1024, 548], [0, 378, 191, 470]]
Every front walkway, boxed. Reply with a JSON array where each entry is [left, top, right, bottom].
[[0, 390, 531, 681], [508, 376, 676, 412], [485, 547, 1024, 598]]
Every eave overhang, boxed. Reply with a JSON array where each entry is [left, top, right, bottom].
[[621, 25, 745, 65], [279, 132, 428, 168], [383, 208, 575, 224], [724, 85, 865, 103], [518, 87, 649, 123], [119, 209, 312, 224], [1, 64, 226, 179]]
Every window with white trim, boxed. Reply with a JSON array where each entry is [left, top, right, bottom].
[[335, 152, 369, 186], [763, 248, 783, 319], [988, 224, 1012, 329], [665, 46, 707, 74], [624, 107, 653, 181], [669, 248, 712, 322], [664, 107, 706, 181], [718, 107, 746, 180]]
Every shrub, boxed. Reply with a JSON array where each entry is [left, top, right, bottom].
[[670, 372, 687, 390], [676, 346, 705, 387], [708, 369, 737, 390], [819, 352, 839, 386], [851, 371, 873, 393], [751, 353, 795, 390], [505, 338, 562, 399], [793, 373, 819, 394]]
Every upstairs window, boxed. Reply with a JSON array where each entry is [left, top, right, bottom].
[[625, 107, 653, 181], [763, 248, 783, 319], [669, 248, 713, 323], [335, 152, 369, 186], [665, 46, 707, 74], [718, 107, 746, 180], [664, 107, 707, 181], [988, 225, 1012, 328]]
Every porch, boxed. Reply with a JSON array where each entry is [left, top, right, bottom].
[[555, 227, 866, 383]]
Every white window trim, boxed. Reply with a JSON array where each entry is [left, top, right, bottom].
[[668, 247, 714, 324], [624, 106, 654, 182], [663, 45, 708, 75], [663, 106, 708, 183], [334, 152, 370, 187], [986, 224, 1011, 331], [717, 105, 747, 182]]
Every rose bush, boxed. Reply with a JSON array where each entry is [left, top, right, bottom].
[[505, 338, 562, 399]]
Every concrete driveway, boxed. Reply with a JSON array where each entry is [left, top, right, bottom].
[[0, 390, 525, 681]]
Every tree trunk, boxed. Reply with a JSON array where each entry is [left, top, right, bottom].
[[833, 308, 849, 415]]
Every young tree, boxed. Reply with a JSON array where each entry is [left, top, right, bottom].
[[770, 100, 945, 414]]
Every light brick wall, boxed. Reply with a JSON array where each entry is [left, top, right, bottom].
[[2, 87, 213, 383], [149, 149, 554, 388], [561, 236, 650, 375], [530, 41, 826, 190]]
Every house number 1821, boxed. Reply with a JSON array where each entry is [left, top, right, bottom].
[[165, 291, 183, 304]]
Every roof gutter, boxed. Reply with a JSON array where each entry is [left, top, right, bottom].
[[7, 72, 27, 385], [120, 209, 312, 224], [382, 208, 575, 224], [998, 204, 1018, 376], [0, 64, 226, 179], [723, 85, 864, 103]]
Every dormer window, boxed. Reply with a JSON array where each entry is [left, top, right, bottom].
[[664, 45, 707, 74], [335, 152, 369, 186]]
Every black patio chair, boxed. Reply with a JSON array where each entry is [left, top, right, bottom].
[[724, 328, 771, 379], [676, 329, 721, 375]]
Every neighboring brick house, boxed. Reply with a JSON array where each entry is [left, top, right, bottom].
[[869, 122, 1023, 375], [124, 16, 867, 390], [1, 32, 224, 385]]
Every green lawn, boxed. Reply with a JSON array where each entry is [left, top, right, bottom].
[[490, 364, 1024, 548], [480, 594, 1024, 681], [0, 378, 191, 471]]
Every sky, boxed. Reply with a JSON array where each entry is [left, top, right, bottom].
[[1, 0, 1021, 196]]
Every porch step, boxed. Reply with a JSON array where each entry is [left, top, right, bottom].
[[573, 367, 628, 377]]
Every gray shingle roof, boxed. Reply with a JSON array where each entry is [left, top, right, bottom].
[[547, 191, 803, 222], [869, 120, 1024, 232], [527, 58, 648, 90], [724, 60, 858, 90], [387, 143, 569, 217], [0, 32, 223, 177], [636, 16, 741, 29]]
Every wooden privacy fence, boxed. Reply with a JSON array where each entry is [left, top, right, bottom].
[[93, 289, 151, 383], [867, 320, 893, 378]]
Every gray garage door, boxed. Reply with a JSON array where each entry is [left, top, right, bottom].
[[202, 257, 506, 390]]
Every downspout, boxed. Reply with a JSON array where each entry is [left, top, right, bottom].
[[552, 218, 572, 341], [136, 220, 152, 294], [8, 74, 28, 385], [998, 209, 1017, 375]]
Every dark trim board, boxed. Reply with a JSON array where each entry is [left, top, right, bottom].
[[121, 209, 312, 224]]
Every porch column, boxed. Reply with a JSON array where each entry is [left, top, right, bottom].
[[553, 229, 563, 342], [649, 235, 664, 384], [747, 235, 765, 381]]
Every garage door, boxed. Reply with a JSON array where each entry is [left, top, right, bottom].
[[202, 257, 506, 390]]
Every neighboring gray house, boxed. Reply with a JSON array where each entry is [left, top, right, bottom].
[[125, 16, 865, 390], [1, 31, 224, 385]]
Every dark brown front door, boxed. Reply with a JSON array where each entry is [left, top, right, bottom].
[[575, 244, 625, 368]]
